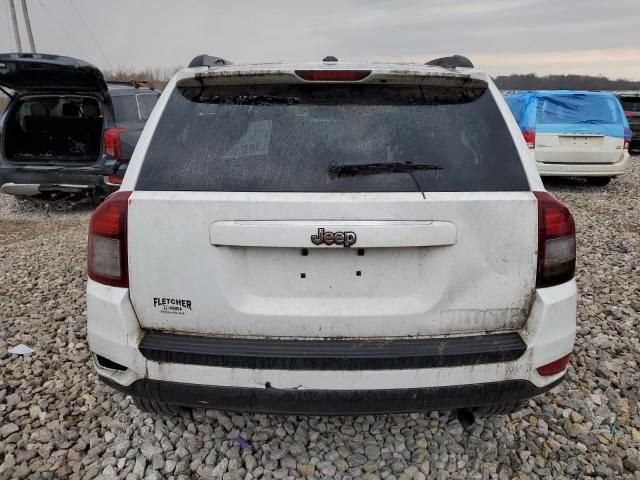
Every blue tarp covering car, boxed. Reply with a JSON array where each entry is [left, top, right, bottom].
[[504, 90, 631, 141]]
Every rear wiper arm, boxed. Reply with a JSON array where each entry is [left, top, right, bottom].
[[328, 161, 443, 177]]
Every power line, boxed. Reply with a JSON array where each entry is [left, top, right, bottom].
[[9, 0, 22, 53], [4, 1, 13, 51], [35, 0, 86, 55], [66, 0, 113, 69], [20, 0, 36, 52]]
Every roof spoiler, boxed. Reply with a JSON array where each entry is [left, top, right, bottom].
[[426, 55, 474, 69], [107, 80, 155, 90], [188, 55, 232, 68]]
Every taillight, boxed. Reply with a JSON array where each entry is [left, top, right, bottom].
[[295, 70, 371, 81], [537, 353, 571, 376], [522, 129, 536, 149], [106, 175, 123, 186], [104, 128, 125, 159], [625, 111, 632, 118], [88, 191, 131, 288], [534, 191, 575, 288], [623, 126, 632, 150]]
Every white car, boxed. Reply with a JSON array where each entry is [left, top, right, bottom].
[[86, 55, 577, 416], [505, 90, 632, 186]]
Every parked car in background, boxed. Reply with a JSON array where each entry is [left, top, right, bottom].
[[613, 91, 640, 151], [0, 53, 159, 198], [87, 55, 576, 417], [505, 90, 631, 186]]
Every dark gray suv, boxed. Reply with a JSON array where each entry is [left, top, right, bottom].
[[0, 53, 159, 197], [614, 91, 640, 151]]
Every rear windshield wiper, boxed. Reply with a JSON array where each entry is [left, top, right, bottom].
[[328, 161, 443, 199], [328, 161, 443, 177]]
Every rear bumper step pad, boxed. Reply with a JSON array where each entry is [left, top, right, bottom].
[[138, 331, 526, 370]]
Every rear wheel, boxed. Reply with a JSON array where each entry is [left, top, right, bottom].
[[474, 400, 527, 416], [586, 176, 612, 186], [132, 396, 184, 416]]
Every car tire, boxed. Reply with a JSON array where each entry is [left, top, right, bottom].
[[474, 400, 527, 416], [586, 176, 612, 186], [131, 396, 183, 416]]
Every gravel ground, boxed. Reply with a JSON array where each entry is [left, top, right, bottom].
[[1, 161, 639, 480]]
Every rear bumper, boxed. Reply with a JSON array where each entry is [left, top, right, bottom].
[[536, 151, 630, 177], [87, 279, 576, 413], [0, 159, 118, 195], [100, 375, 563, 415]]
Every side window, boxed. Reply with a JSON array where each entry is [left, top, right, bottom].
[[111, 95, 140, 122], [137, 94, 159, 121]]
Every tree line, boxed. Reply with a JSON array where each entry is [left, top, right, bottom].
[[494, 73, 640, 91], [103, 66, 181, 90]]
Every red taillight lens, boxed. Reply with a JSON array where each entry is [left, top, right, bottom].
[[106, 175, 123, 186], [88, 191, 131, 288], [534, 191, 576, 288], [537, 354, 571, 376], [623, 126, 632, 150], [522, 129, 536, 149], [295, 70, 371, 81], [104, 128, 125, 159], [625, 111, 632, 118]]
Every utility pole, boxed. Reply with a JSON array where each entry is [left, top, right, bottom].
[[9, 0, 23, 53], [20, 0, 36, 53]]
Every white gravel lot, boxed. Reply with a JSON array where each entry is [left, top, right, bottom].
[[1, 160, 639, 480]]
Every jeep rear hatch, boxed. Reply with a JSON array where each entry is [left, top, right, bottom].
[[126, 75, 538, 338]]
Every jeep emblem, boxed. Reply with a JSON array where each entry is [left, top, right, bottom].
[[311, 228, 357, 247]]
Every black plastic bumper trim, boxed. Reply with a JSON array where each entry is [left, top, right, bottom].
[[101, 376, 564, 415], [0, 162, 118, 191], [138, 331, 527, 370]]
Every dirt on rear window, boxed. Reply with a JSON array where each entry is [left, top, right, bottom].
[[137, 84, 529, 193]]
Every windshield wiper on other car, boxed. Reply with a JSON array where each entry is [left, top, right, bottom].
[[328, 161, 443, 177]]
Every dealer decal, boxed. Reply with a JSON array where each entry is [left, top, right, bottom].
[[153, 297, 192, 315]]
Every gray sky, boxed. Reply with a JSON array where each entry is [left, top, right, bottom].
[[2, 0, 640, 79]]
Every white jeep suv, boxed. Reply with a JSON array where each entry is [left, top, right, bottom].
[[86, 55, 577, 416]]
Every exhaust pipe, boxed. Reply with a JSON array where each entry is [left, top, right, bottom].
[[455, 408, 475, 428], [0, 182, 41, 196]]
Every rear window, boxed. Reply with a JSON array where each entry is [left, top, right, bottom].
[[137, 93, 159, 120], [111, 95, 140, 122], [536, 94, 622, 125], [137, 83, 529, 192]]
